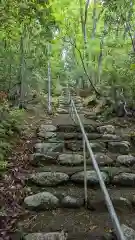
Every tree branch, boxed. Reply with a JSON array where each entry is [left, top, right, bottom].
[[63, 38, 100, 96], [79, 0, 84, 40]]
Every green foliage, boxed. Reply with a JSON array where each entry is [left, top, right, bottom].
[[52, 96, 59, 109], [9, 108, 25, 132], [52, 83, 63, 96], [0, 0, 135, 117], [0, 161, 8, 171], [100, 104, 114, 120], [49, 0, 135, 104], [0, 101, 25, 169], [0, 0, 57, 98]]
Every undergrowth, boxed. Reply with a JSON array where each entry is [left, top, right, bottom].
[[0, 101, 25, 171]]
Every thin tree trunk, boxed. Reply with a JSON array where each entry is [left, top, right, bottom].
[[91, 0, 97, 39], [47, 43, 52, 114], [79, 0, 85, 43], [19, 33, 25, 107], [90, 0, 97, 86], [79, 0, 90, 86], [125, 22, 135, 52], [8, 62, 12, 92], [123, 23, 127, 40], [123, 6, 132, 40], [116, 21, 119, 37], [97, 22, 108, 83], [121, 13, 135, 52], [84, 0, 90, 43]]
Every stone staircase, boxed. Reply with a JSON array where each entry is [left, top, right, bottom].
[[21, 92, 135, 240]]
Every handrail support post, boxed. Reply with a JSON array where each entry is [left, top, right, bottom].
[[83, 137, 88, 207]]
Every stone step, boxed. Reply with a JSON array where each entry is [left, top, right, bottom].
[[24, 232, 68, 240], [56, 124, 98, 133], [56, 132, 122, 142], [30, 152, 116, 167], [58, 107, 84, 112], [38, 138, 105, 152], [63, 140, 130, 154], [4, 230, 116, 240], [33, 140, 106, 154], [31, 149, 135, 168], [36, 125, 130, 143], [37, 122, 125, 138], [59, 98, 82, 104], [37, 139, 131, 155], [33, 140, 97, 150], [58, 105, 83, 110], [21, 185, 135, 238], [37, 132, 130, 145], [57, 108, 69, 114], [24, 184, 135, 211], [27, 165, 135, 188], [19, 226, 135, 240], [58, 101, 83, 106], [52, 114, 101, 130], [59, 105, 84, 114], [55, 123, 119, 134], [56, 132, 102, 140], [57, 108, 83, 114], [31, 164, 135, 177]]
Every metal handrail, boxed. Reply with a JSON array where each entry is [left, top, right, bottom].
[[68, 91, 125, 240]]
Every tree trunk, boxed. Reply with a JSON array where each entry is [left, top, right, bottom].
[[19, 33, 25, 107], [47, 43, 52, 114], [91, 0, 97, 39], [97, 22, 108, 83]]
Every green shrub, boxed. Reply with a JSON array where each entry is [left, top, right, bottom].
[[52, 96, 59, 109], [0, 128, 6, 138], [0, 102, 25, 170], [0, 160, 8, 171], [9, 108, 25, 120], [7, 108, 25, 133]]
